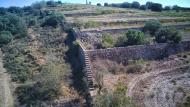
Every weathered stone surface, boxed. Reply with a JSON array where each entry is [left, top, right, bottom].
[[86, 41, 190, 65]]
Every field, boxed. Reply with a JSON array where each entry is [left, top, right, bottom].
[[66, 4, 190, 107], [0, 2, 190, 107]]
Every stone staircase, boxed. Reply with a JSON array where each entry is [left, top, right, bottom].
[[83, 52, 96, 95]]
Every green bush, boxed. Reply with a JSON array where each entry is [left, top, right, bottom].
[[143, 20, 162, 36], [101, 33, 115, 48], [126, 30, 145, 45], [0, 31, 13, 45], [155, 27, 182, 43], [93, 83, 135, 107], [3, 45, 31, 82], [41, 13, 65, 28], [0, 14, 27, 38], [140, 5, 147, 10], [73, 19, 84, 30], [84, 21, 101, 29], [150, 3, 163, 12], [116, 30, 145, 47], [16, 63, 66, 106], [116, 35, 128, 47]]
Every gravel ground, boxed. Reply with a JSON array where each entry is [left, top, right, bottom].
[[128, 64, 190, 107]]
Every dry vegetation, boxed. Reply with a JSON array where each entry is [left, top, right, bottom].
[[0, 1, 190, 107]]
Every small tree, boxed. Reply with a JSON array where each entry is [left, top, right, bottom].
[[41, 13, 65, 28], [121, 2, 131, 8], [143, 20, 162, 36], [97, 3, 101, 6], [104, 3, 109, 6], [173, 5, 180, 12], [131, 1, 140, 9], [95, 72, 104, 94], [0, 7, 7, 15], [150, 3, 163, 12], [126, 30, 145, 46], [155, 27, 182, 43], [46, 1, 57, 7], [93, 82, 135, 107], [146, 1, 153, 9], [140, 5, 147, 10], [164, 6, 171, 11], [101, 33, 115, 48], [0, 31, 13, 45]]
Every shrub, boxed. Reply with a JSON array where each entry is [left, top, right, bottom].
[[125, 30, 145, 46], [46, 1, 57, 7], [121, 2, 131, 8], [116, 35, 128, 47], [95, 72, 104, 94], [140, 5, 147, 10], [7, 6, 23, 14], [73, 19, 84, 30], [131, 1, 140, 9], [84, 21, 101, 29], [104, 3, 109, 6], [155, 27, 182, 43], [97, 3, 101, 6], [164, 6, 171, 11], [3, 44, 32, 82], [0, 31, 13, 45], [101, 33, 115, 48], [143, 20, 162, 36], [146, 2, 153, 9], [0, 14, 27, 38], [93, 83, 135, 107], [150, 3, 163, 12], [16, 63, 66, 106], [127, 64, 143, 73], [32, 1, 46, 9], [116, 30, 145, 47], [41, 13, 65, 28], [0, 7, 7, 15], [172, 5, 180, 12]]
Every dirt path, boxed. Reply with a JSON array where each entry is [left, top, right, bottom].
[[128, 64, 190, 107], [0, 50, 14, 107]]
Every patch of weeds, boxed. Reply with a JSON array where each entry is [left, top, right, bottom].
[[165, 93, 170, 100], [101, 33, 115, 49], [171, 79, 177, 85], [183, 96, 190, 107], [84, 21, 101, 29]]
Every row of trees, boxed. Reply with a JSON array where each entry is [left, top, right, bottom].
[[143, 20, 182, 43], [97, 1, 189, 12]]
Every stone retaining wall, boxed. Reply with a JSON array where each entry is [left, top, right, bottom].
[[86, 41, 190, 65]]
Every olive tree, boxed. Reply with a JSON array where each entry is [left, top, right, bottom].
[[143, 20, 162, 36], [155, 27, 182, 43]]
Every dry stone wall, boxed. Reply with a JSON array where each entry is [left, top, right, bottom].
[[86, 41, 190, 65]]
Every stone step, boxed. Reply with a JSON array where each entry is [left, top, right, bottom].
[[86, 67, 91, 70], [86, 73, 93, 76], [85, 60, 90, 63], [87, 78, 93, 81], [87, 75, 93, 78], [89, 87, 94, 91]]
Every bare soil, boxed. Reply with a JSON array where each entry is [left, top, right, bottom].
[[0, 50, 14, 107]]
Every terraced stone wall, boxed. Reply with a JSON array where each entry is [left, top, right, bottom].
[[86, 41, 190, 65]]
